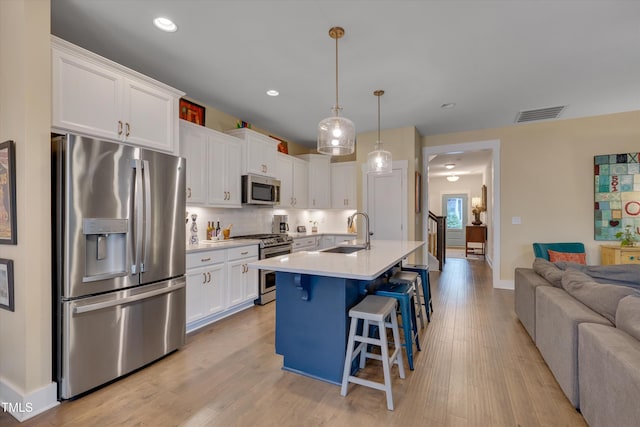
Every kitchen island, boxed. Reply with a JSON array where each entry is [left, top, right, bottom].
[[248, 240, 425, 384]]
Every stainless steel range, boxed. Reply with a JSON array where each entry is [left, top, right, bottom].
[[233, 233, 293, 305]]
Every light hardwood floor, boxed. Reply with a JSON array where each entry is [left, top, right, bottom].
[[1, 258, 587, 427]]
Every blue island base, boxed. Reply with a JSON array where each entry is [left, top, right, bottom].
[[275, 272, 372, 385]]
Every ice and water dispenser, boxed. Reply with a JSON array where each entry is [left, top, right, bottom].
[[82, 218, 128, 282]]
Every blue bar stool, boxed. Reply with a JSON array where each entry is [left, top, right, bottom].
[[374, 274, 421, 370], [341, 295, 406, 411], [402, 263, 433, 322]]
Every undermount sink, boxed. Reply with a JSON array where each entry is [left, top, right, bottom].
[[321, 246, 364, 254]]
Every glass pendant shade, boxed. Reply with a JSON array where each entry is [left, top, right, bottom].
[[317, 114, 355, 155], [367, 89, 392, 174], [367, 142, 392, 174]]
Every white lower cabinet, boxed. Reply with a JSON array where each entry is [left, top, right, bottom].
[[186, 244, 258, 333], [318, 235, 336, 250], [226, 246, 259, 307]]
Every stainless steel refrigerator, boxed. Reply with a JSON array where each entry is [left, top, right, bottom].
[[52, 133, 186, 399]]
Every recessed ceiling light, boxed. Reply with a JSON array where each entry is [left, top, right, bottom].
[[153, 17, 177, 33], [441, 103, 456, 109], [266, 89, 279, 97], [445, 163, 455, 169]]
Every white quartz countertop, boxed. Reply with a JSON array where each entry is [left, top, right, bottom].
[[186, 239, 261, 253], [248, 240, 425, 281]]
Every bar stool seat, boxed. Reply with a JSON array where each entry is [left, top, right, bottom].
[[341, 295, 405, 411], [389, 271, 425, 329], [375, 278, 421, 370]]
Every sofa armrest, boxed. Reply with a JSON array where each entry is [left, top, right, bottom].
[[515, 267, 552, 342]]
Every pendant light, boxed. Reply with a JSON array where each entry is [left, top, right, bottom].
[[317, 27, 355, 156], [367, 90, 392, 174]]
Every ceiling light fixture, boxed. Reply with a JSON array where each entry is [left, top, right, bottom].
[[266, 89, 279, 97], [317, 27, 355, 156], [446, 174, 460, 182], [445, 163, 455, 169], [367, 90, 392, 174], [153, 17, 177, 33]]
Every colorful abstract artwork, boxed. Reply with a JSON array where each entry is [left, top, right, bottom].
[[594, 153, 640, 240]]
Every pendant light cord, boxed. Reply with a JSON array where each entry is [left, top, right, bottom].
[[377, 94, 381, 143], [335, 35, 339, 114]]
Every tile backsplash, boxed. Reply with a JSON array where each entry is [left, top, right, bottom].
[[186, 205, 357, 241]]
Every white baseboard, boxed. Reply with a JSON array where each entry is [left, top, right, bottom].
[[494, 278, 514, 290], [0, 379, 58, 422]]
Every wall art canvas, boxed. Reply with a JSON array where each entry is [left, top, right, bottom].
[[594, 153, 640, 240], [0, 141, 17, 244]]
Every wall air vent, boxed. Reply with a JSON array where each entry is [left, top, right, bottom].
[[515, 105, 565, 123]]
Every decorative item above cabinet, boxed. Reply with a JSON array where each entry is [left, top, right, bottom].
[[51, 36, 184, 155], [225, 128, 279, 178]]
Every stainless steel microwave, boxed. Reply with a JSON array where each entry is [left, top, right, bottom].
[[242, 174, 280, 205]]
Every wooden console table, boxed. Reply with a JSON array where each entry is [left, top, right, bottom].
[[466, 225, 487, 258], [600, 244, 640, 265]]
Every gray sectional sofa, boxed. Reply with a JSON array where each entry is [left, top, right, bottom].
[[514, 259, 640, 427]]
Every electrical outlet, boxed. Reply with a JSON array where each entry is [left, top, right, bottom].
[[512, 216, 521, 225]]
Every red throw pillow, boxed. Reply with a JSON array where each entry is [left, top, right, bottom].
[[548, 249, 587, 265]]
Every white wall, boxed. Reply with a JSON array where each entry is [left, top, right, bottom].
[[428, 174, 484, 224], [0, 0, 58, 421]]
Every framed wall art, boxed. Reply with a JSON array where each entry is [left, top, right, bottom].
[[0, 140, 17, 245], [594, 152, 640, 240], [179, 98, 206, 126], [415, 172, 422, 213], [0, 258, 14, 312]]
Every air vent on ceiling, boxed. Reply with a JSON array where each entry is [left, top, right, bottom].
[[515, 106, 565, 123]]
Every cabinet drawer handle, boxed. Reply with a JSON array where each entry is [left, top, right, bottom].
[[118, 120, 123, 135], [241, 251, 248, 255], [187, 187, 192, 199], [201, 257, 211, 262], [207, 272, 211, 283], [202, 272, 207, 284], [125, 122, 130, 137]]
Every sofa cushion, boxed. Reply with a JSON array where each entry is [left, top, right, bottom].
[[532, 258, 563, 287], [548, 249, 586, 264], [561, 269, 639, 324], [554, 263, 640, 289], [616, 294, 640, 342]]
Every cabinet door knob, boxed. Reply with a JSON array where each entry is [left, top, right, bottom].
[[118, 120, 123, 135]]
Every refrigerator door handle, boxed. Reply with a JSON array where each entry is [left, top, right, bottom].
[[132, 159, 144, 274], [142, 160, 152, 273], [72, 280, 186, 314]]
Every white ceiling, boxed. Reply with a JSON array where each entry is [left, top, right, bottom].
[[51, 1, 640, 150]]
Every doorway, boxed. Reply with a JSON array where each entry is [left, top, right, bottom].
[[442, 193, 467, 247], [422, 139, 503, 289]]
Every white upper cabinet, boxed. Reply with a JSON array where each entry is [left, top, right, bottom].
[[180, 120, 242, 208], [276, 153, 308, 208], [51, 36, 183, 154], [331, 161, 357, 209], [225, 128, 279, 178], [297, 154, 331, 209]]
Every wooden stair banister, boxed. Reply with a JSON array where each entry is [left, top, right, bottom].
[[428, 211, 446, 270]]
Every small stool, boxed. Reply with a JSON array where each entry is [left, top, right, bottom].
[[375, 280, 421, 370], [402, 263, 433, 322], [341, 295, 406, 411]]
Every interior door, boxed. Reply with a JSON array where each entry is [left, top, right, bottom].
[[442, 193, 468, 247], [367, 168, 404, 240]]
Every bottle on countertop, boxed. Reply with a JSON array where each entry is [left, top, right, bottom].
[[215, 220, 221, 239], [206, 221, 213, 240]]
